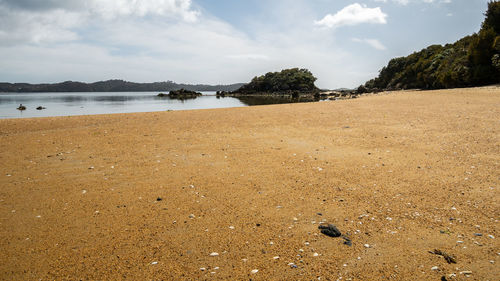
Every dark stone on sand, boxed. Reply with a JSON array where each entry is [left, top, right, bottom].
[[156, 197, 162, 201], [429, 249, 457, 264], [319, 224, 342, 237], [342, 236, 352, 246]]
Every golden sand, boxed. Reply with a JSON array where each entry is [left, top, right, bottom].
[[0, 87, 499, 280]]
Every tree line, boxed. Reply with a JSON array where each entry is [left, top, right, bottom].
[[0, 80, 245, 93], [360, 1, 500, 92]]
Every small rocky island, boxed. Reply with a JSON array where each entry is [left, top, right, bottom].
[[158, 89, 203, 100], [217, 68, 362, 101]]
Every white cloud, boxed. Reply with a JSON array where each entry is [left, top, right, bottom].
[[87, 0, 200, 22], [352, 38, 387, 50], [0, 5, 84, 45], [393, 0, 410, 4], [315, 3, 387, 29], [0, 0, 200, 45]]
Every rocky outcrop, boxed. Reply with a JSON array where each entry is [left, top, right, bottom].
[[166, 89, 202, 100]]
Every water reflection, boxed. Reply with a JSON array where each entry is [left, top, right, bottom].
[[155, 96, 198, 102], [234, 96, 318, 106], [0, 92, 321, 119]]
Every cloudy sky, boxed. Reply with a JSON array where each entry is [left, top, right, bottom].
[[0, 0, 491, 88]]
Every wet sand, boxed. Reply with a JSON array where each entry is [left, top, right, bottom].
[[0, 87, 499, 280]]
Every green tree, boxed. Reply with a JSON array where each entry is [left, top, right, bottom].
[[468, 28, 497, 84], [483, 1, 500, 34], [237, 68, 318, 93], [360, 1, 499, 91]]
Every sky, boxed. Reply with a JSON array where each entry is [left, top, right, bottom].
[[0, 0, 492, 89]]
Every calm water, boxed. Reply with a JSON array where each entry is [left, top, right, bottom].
[[0, 92, 252, 119]]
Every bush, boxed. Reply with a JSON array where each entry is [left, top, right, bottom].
[[237, 68, 318, 93]]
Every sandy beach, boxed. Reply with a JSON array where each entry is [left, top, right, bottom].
[[0, 87, 499, 280]]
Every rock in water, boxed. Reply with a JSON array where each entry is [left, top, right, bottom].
[[318, 224, 342, 237]]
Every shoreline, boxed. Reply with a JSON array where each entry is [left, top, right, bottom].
[[1, 87, 499, 280], [0, 90, 386, 121]]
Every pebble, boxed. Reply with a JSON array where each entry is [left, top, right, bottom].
[[459, 271, 472, 275], [82, 190, 87, 194], [88, 166, 94, 169], [229, 226, 235, 230], [273, 256, 280, 260], [304, 242, 310, 246], [189, 214, 195, 219], [488, 234, 495, 239], [473, 233, 482, 236], [251, 269, 259, 274], [209, 252, 219, 257], [319, 224, 341, 237], [200, 267, 206, 271], [431, 266, 439, 271], [293, 217, 298, 221], [364, 244, 370, 248], [299, 249, 304, 252], [313, 253, 319, 257], [151, 261, 158, 265]]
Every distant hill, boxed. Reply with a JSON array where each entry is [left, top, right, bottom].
[[360, 1, 500, 92], [0, 79, 245, 93]]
